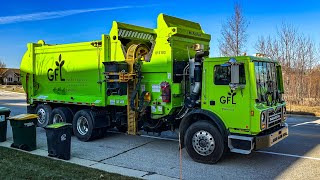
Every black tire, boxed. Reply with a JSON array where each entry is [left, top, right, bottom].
[[35, 104, 52, 127], [184, 121, 224, 164], [50, 107, 73, 124], [73, 109, 95, 142]]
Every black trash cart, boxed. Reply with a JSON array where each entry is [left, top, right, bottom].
[[45, 122, 72, 160]]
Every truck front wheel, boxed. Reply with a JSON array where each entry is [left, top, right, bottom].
[[73, 109, 94, 142], [184, 121, 224, 164], [35, 104, 52, 127]]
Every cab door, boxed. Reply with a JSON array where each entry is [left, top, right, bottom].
[[202, 60, 251, 131]]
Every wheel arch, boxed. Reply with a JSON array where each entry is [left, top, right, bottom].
[[179, 109, 228, 148]]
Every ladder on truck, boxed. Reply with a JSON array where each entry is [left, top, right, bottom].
[[125, 43, 149, 135], [127, 79, 138, 135], [105, 71, 138, 135]]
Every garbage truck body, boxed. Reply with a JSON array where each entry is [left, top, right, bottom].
[[20, 14, 288, 163]]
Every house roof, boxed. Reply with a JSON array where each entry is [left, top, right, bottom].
[[0, 68, 20, 76]]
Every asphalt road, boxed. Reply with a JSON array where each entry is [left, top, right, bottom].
[[0, 90, 319, 180]]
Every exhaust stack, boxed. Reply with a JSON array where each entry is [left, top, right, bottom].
[[185, 50, 209, 108]]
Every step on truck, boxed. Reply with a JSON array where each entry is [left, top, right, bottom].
[[20, 13, 288, 163]]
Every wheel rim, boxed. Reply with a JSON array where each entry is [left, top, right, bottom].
[[192, 130, 215, 156], [37, 108, 46, 125], [77, 116, 89, 135], [53, 114, 63, 124]]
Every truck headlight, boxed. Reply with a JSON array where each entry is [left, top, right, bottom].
[[260, 111, 267, 130], [283, 106, 287, 119]]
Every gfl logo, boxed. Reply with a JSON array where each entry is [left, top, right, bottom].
[[220, 91, 236, 104], [47, 54, 65, 81]]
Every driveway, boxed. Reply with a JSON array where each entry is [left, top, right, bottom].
[[0, 90, 319, 179]]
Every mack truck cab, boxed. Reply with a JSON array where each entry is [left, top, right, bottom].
[[179, 54, 288, 163]]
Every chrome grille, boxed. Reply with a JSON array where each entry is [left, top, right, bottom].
[[267, 107, 282, 128]]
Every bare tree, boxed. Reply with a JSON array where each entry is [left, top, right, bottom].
[[255, 36, 267, 54], [277, 23, 298, 70], [255, 35, 279, 60], [219, 3, 249, 56], [255, 23, 318, 105], [0, 59, 5, 68], [0, 59, 6, 74]]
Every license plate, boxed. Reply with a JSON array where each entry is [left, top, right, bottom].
[[270, 126, 288, 146], [0, 115, 5, 122]]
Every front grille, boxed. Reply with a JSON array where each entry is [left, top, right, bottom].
[[267, 107, 282, 128]]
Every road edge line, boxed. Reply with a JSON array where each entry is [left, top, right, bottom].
[[257, 150, 320, 161]]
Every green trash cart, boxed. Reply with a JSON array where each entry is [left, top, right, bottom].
[[0, 107, 11, 142], [45, 122, 72, 160], [9, 114, 38, 151]]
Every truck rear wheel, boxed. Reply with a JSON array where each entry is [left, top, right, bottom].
[[73, 109, 94, 142], [184, 121, 224, 164], [35, 104, 52, 127], [50, 107, 73, 124]]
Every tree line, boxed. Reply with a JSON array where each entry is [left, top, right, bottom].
[[219, 3, 320, 106]]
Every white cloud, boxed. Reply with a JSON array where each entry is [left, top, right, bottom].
[[0, 5, 155, 25]]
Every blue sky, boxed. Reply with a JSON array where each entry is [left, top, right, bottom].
[[0, 0, 319, 68]]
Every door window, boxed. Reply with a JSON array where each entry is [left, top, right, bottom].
[[214, 64, 246, 85]]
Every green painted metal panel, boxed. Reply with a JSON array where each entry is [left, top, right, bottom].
[[21, 35, 110, 106]]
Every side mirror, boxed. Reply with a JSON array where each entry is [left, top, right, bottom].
[[229, 64, 240, 90], [222, 58, 244, 90], [231, 65, 240, 84]]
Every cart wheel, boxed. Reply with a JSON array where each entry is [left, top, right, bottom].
[[11, 143, 18, 148], [19, 144, 30, 151]]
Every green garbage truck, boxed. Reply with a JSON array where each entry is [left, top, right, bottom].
[[20, 13, 288, 163]]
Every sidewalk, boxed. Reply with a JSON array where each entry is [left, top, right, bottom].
[[0, 140, 178, 180]]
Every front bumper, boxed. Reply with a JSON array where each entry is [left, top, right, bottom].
[[255, 123, 288, 150]]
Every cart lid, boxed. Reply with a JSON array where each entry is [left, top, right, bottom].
[[0, 107, 11, 113], [46, 122, 71, 129], [9, 114, 38, 120]]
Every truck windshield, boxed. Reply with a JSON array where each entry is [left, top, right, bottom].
[[254, 61, 279, 104]]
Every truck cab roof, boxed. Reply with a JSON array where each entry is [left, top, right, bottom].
[[205, 56, 279, 64]]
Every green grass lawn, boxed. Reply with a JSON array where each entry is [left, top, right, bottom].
[[0, 146, 137, 180]]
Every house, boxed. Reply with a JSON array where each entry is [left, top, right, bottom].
[[0, 68, 21, 85]]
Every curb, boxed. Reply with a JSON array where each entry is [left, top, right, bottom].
[[0, 141, 178, 180]]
